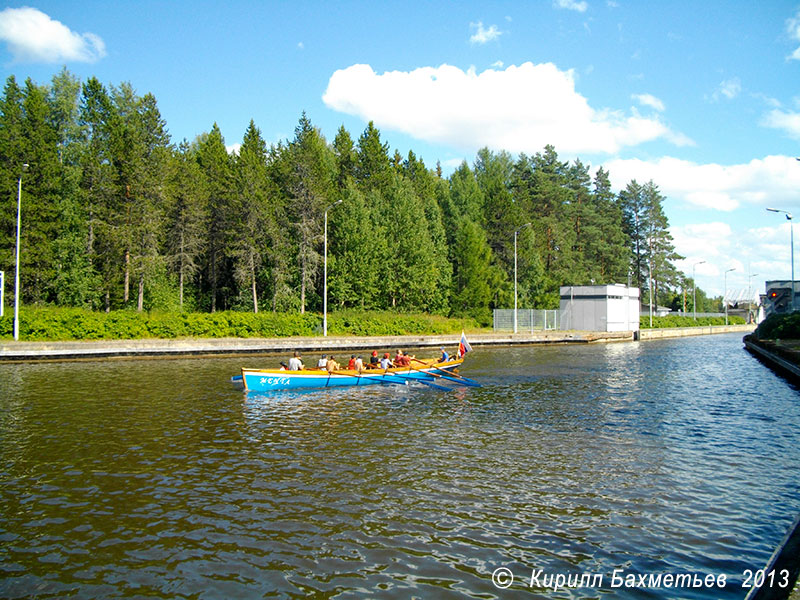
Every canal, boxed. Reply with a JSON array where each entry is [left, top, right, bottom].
[[0, 333, 798, 598]]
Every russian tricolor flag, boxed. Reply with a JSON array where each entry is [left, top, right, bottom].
[[458, 331, 473, 358]]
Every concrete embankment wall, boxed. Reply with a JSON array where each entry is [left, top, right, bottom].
[[0, 324, 755, 362], [639, 324, 754, 340], [743, 335, 800, 380]]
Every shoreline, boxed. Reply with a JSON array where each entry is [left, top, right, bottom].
[[743, 334, 800, 381], [0, 324, 755, 363]]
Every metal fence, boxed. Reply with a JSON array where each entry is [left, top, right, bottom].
[[666, 311, 726, 318], [493, 309, 561, 332]]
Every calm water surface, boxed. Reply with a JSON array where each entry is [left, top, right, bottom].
[[1, 333, 799, 599]]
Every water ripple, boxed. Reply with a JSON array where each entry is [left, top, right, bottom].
[[1, 335, 799, 598]]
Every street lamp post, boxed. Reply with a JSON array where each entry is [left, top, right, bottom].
[[767, 207, 794, 311], [323, 199, 342, 337], [692, 260, 706, 320], [724, 267, 735, 325], [514, 223, 531, 334], [13, 163, 28, 341]]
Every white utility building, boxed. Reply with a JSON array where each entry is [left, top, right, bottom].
[[559, 284, 640, 332]]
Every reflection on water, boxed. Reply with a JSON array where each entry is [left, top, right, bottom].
[[1, 333, 799, 599]]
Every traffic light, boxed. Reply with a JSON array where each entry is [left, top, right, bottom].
[[767, 287, 792, 313]]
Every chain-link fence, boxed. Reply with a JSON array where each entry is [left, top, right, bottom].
[[493, 309, 560, 332]]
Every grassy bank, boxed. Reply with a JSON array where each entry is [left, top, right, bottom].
[[0, 307, 484, 342]]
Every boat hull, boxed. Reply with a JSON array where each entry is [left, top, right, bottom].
[[240, 359, 463, 392]]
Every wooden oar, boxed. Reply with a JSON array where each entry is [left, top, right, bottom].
[[331, 369, 410, 388], [384, 369, 452, 391], [411, 358, 481, 387], [333, 368, 452, 391]]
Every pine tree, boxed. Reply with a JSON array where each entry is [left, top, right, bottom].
[[131, 91, 171, 311], [355, 121, 390, 191], [20, 78, 61, 304], [0, 76, 26, 304], [231, 120, 271, 313], [78, 76, 117, 310], [402, 151, 451, 313], [194, 123, 234, 311], [286, 112, 335, 314], [619, 180, 647, 290], [642, 180, 683, 305], [165, 141, 208, 310], [49, 69, 95, 306], [332, 125, 357, 187], [450, 217, 506, 323], [328, 182, 384, 309], [380, 177, 441, 311], [589, 167, 630, 283]]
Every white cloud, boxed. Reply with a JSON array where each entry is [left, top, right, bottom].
[[441, 157, 468, 170], [761, 109, 800, 140], [554, 0, 589, 12], [787, 10, 800, 60], [711, 77, 741, 102], [605, 154, 800, 294], [604, 155, 800, 213], [226, 143, 241, 156], [0, 7, 106, 63], [752, 92, 781, 109], [491, 60, 504, 69], [670, 221, 793, 297], [323, 62, 690, 155], [469, 22, 501, 44], [632, 93, 665, 112], [672, 222, 732, 261], [720, 77, 741, 99]]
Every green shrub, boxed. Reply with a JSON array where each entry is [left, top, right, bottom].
[[0, 307, 485, 341], [754, 313, 800, 340], [640, 314, 746, 329]]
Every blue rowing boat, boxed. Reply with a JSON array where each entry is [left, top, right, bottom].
[[237, 358, 472, 392]]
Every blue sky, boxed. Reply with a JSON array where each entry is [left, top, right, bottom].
[[2, 1, 800, 301]]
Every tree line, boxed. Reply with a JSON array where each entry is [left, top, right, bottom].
[[0, 69, 704, 325]]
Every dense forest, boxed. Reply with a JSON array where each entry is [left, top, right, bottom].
[[0, 69, 707, 325]]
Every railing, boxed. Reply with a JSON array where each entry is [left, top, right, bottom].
[[493, 309, 560, 332], [668, 311, 726, 318]]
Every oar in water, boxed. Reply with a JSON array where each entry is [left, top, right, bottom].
[[333, 368, 451, 391], [384, 369, 452, 391], [331, 369, 410, 388], [411, 358, 481, 387]]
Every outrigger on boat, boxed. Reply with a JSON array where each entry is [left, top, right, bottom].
[[237, 357, 478, 392]]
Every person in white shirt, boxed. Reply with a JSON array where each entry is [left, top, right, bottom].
[[317, 354, 327, 369], [288, 351, 304, 371]]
